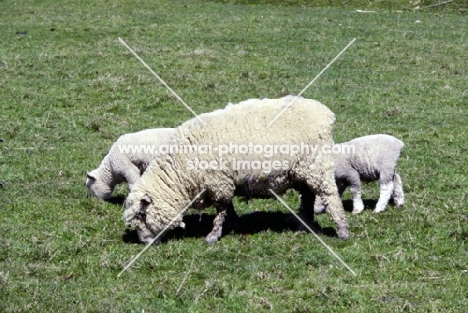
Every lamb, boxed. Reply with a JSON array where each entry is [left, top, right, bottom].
[[314, 134, 404, 215], [86, 128, 175, 199], [123, 95, 350, 245]]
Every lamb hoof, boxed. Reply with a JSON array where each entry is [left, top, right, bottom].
[[372, 208, 385, 214], [351, 203, 364, 215], [337, 228, 349, 240], [205, 234, 219, 244]]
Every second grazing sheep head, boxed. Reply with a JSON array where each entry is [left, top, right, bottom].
[[86, 171, 114, 200]]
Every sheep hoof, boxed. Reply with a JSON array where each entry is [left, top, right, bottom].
[[337, 227, 349, 240], [372, 208, 385, 214], [205, 235, 219, 244], [143, 237, 161, 245], [351, 209, 364, 215], [314, 205, 326, 214]]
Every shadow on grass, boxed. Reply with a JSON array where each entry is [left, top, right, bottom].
[[113, 197, 380, 213], [342, 198, 402, 213], [120, 197, 386, 244], [122, 211, 338, 244], [342, 199, 378, 213], [106, 195, 126, 206]]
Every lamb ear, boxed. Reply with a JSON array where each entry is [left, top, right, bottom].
[[86, 172, 96, 180], [141, 194, 152, 205]]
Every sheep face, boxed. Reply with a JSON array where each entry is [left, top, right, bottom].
[[86, 171, 114, 200], [123, 197, 157, 245], [124, 192, 184, 245]]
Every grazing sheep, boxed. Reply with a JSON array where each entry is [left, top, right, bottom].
[[124, 95, 349, 245], [86, 128, 175, 199], [314, 134, 404, 214]]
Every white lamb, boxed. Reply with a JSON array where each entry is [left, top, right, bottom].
[[314, 134, 404, 214], [86, 128, 175, 199], [124, 95, 350, 245]]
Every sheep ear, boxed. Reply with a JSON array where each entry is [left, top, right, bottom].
[[86, 172, 96, 180], [141, 194, 152, 205]]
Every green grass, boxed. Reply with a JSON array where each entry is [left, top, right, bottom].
[[207, 0, 468, 11], [1, 0, 467, 311]]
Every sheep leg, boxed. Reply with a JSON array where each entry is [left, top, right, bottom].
[[392, 172, 405, 207], [311, 170, 349, 240], [205, 210, 226, 244], [349, 186, 364, 215], [318, 189, 349, 239], [347, 175, 364, 215], [313, 195, 326, 214], [314, 183, 345, 214], [205, 202, 238, 244], [373, 178, 394, 213]]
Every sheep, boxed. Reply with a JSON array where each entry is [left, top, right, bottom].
[[314, 134, 404, 215], [123, 95, 349, 245], [86, 128, 175, 199]]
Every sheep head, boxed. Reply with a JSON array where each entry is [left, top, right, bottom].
[[86, 170, 114, 200], [123, 188, 185, 245]]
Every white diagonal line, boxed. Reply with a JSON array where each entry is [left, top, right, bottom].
[[268, 189, 357, 276], [117, 189, 207, 277], [118, 37, 206, 125], [268, 38, 356, 126], [176, 256, 195, 296]]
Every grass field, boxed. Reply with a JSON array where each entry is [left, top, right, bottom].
[[1, 0, 467, 311]]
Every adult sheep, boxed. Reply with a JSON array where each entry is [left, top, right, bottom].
[[124, 96, 349, 244], [314, 134, 404, 214], [86, 128, 175, 199]]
